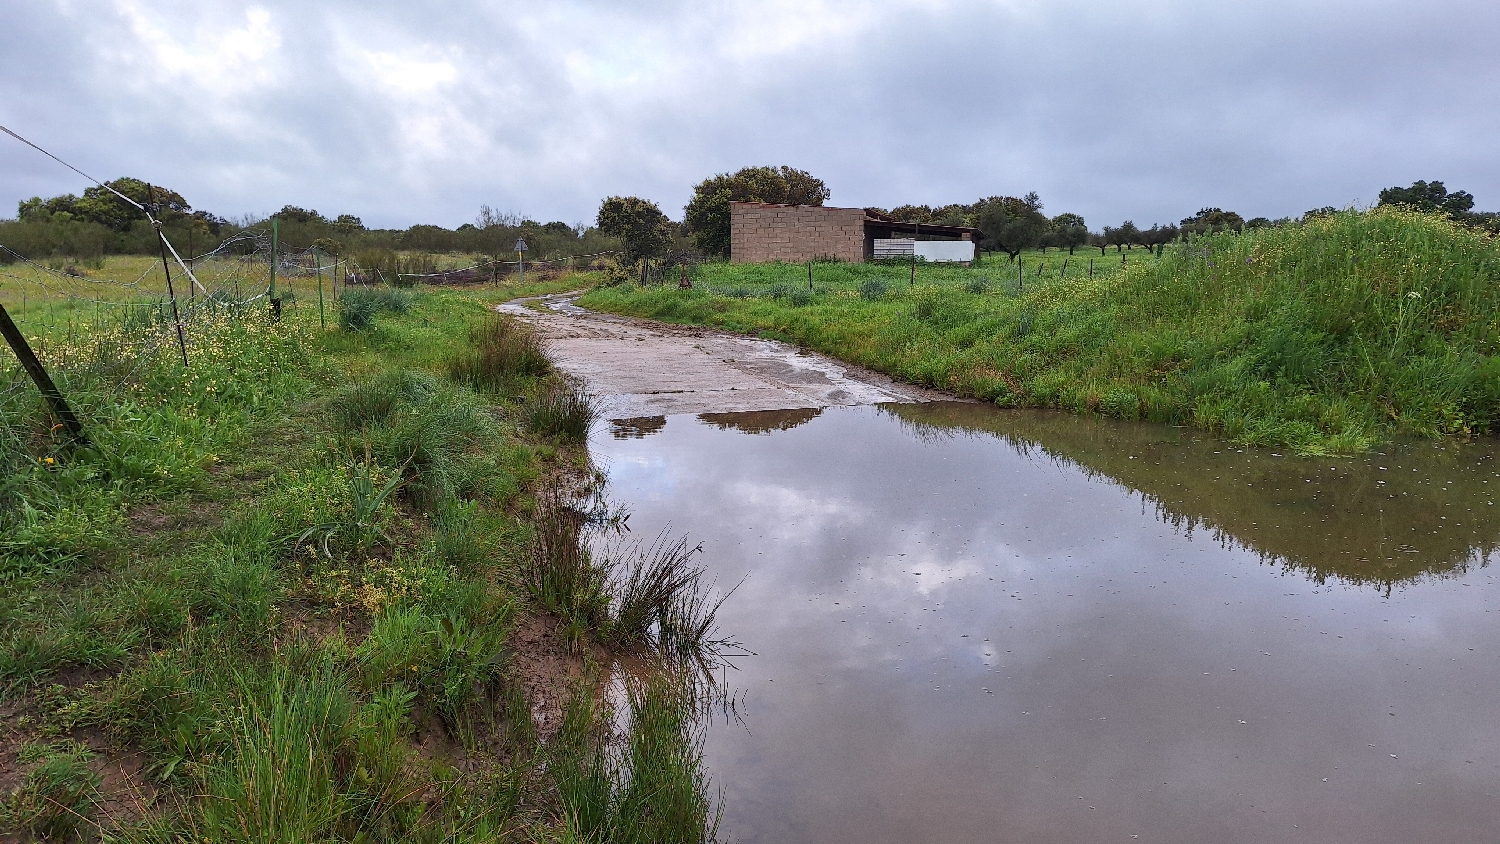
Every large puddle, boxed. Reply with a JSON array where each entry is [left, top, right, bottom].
[[592, 402, 1500, 843]]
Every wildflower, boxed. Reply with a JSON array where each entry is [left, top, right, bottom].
[[43, 456, 55, 465]]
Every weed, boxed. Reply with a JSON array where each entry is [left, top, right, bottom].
[[297, 451, 408, 558], [523, 499, 733, 662], [860, 278, 890, 300]]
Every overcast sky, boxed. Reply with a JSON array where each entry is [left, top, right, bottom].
[[4, 0, 1498, 230]]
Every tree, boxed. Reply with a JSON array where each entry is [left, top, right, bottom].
[[1179, 207, 1244, 236], [58, 177, 191, 231], [885, 205, 934, 223], [1377, 180, 1474, 217], [597, 196, 675, 264], [1117, 220, 1141, 250], [273, 205, 325, 224], [1300, 207, 1338, 222], [972, 193, 1049, 261], [332, 214, 365, 234], [683, 165, 830, 256], [1139, 223, 1180, 254], [1050, 213, 1089, 254]]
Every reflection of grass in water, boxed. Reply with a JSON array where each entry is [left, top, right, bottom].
[[553, 674, 720, 844], [524, 497, 742, 666], [882, 401, 1500, 588]]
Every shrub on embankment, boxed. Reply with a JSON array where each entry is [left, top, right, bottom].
[[579, 208, 1500, 454]]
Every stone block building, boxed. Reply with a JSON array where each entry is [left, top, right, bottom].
[[730, 201, 981, 264]]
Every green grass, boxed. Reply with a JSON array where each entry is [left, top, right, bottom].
[[0, 271, 721, 842], [581, 208, 1500, 454]]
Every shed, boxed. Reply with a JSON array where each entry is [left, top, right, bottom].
[[730, 202, 983, 264]]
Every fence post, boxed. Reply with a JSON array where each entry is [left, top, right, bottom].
[[1018, 257, 1023, 293], [0, 302, 88, 445], [149, 187, 189, 367], [315, 249, 327, 329], [269, 218, 281, 321]]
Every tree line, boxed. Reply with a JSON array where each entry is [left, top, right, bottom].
[[7, 170, 1494, 271], [596, 167, 1500, 267], [1, 179, 618, 264]]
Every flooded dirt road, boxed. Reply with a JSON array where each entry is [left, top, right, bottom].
[[506, 299, 1500, 841], [592, 404, 1500, 844], [498, 294, 945, 419]]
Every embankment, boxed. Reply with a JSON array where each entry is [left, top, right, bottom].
[[580, 208, 1500, 455]]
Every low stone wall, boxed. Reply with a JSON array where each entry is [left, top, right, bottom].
[[730, 202, 867, 263]]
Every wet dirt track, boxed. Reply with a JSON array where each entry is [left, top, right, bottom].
[[498, 293, 949, 419]]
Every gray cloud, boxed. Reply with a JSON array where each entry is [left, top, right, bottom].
[[3, 0, 1497, 230]]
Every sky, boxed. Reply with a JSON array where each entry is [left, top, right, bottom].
[[3, 0, 1498, 231]]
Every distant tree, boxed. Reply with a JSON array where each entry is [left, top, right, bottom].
[[1300, 207, 1338, 222], [46, 177, 191, 231], [683, 165, 830, 256], [273, 205, 324, 224], [1138, 223, 1180, 254], [932, 204, 970, 227], [1117, 220, 1142, 250], [1377, 181, 1474, 217], [540, 221, 577, 238], [476, 205, 519, 229], [597, 196, 675, 264], [1050, 213, 1089, 254], [1179, 207, 1245, 236], [973, 193, 1048, 260], [1245, 216, 1274, 229], [887, 205, 935, 223], [332, 214, 365, 233], [1087, 231, 1108, 255]]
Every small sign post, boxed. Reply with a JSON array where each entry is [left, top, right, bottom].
[[515, 238, 528, 286]]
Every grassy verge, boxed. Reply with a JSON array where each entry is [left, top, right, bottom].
[[580, 208, 1500, 454], [0, 273, 719, 843]]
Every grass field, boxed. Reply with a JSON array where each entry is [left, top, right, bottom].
[[580, 208, 1500, 455], [0, 266, 721, 842]]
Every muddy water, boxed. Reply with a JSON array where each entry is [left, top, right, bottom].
[[591, 402, 1500, 844]]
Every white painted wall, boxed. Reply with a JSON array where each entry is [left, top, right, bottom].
[[913, 240, 975, 263]]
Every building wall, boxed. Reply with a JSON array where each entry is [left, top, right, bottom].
[[730, 202, 868, 264]]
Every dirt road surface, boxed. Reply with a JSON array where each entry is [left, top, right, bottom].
[[498, 293, 948, 419]]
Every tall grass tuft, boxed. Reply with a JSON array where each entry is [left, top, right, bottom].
[[328, 371, 500, 511], [523, 496, 736, 662], [525, 381, 600, 442], [198, 663, 357, 843], [447, 314, 552, 392], [3, 743, 101, 839], [338, 287, 415, 330]]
